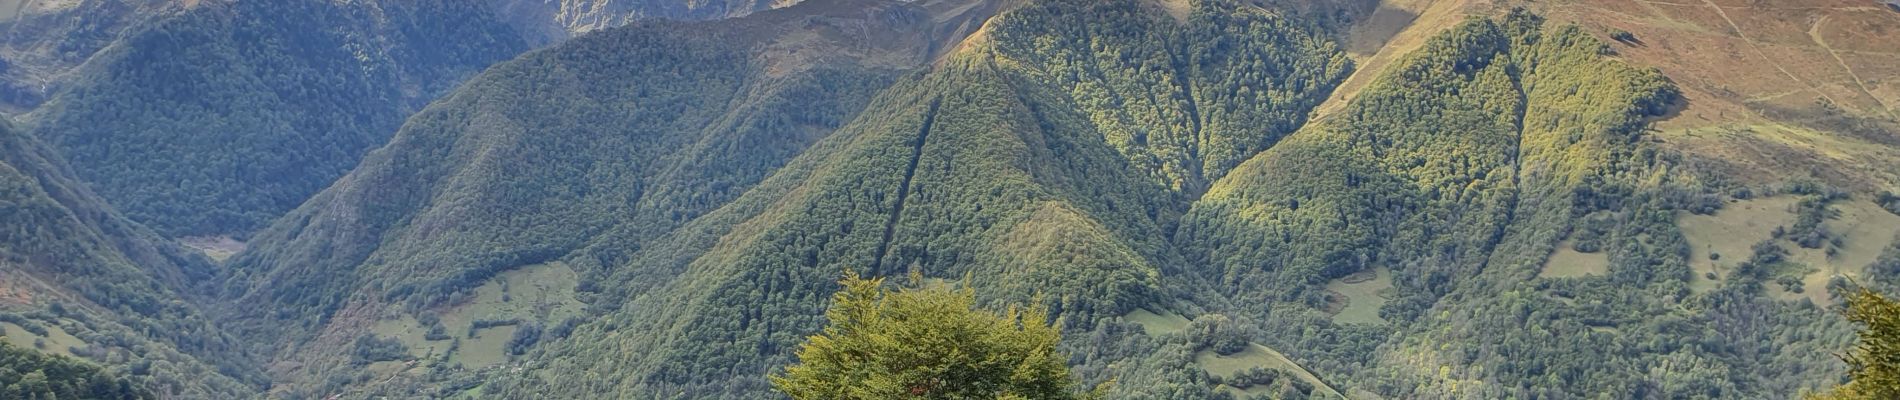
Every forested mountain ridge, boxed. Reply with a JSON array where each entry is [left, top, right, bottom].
[[0, 0, 180, 111], [214, 0, 1868, 398], [208, 0, 1900, 398], [214, 0, 1007, 396], [0, 119, 260, 397], [18, 0, 530, 237], [5, 0, 1898, 398]]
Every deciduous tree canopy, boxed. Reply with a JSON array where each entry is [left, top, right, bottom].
[[773, 273, 1097, 400]]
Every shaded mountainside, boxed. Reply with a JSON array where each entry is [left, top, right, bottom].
[[217, 0, 1359, 398], [19, 0, 529, 237], [0, 120, 259, 397]]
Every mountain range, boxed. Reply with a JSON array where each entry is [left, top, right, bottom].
[[2, 0, 1898, 398]]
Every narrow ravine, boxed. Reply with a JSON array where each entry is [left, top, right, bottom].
[[870, 97, 942, 275]]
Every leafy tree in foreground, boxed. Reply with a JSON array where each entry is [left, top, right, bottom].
[[772, 273, 1099, 400], [1813, 288, 1900, 400]]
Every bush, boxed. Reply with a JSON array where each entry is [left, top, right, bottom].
[[507, 323, 542, 356], [1777, 276, 1803, 293], [1608, 29, 1638, 43], [351, 335, 409, 365], [424, 322, 451, 341], [1228, 367, 1286, 389], [468, 318, 521, 338]]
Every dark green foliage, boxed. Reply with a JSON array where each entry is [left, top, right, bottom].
[[0, 120, 260, 397], [469, 319, 521, 338], [507, 323, 542, 356], [203, 2, 1868, 399], [1228, 367, 1288, 390], [1866, 240, 1900, 287], [27, 0, 527, 236], [352, 335, 409, 365], [1877, 191, 1900, 216], [0, 341, 152, 400], [1789, 194, 1846, 249], [1608, 29, 1638, 44]]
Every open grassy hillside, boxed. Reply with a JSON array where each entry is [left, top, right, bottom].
[[1537, 0, 1900, 192], [1327, 0, 1900, 194]]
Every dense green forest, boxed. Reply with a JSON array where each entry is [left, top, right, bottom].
[[3, 0, 1895, 398], [214, 2, 958, 396], [23, 0, 527, 236], [204, 0, 1900, 398], [0, 120, 259, 397], [0, 341, 151, 399]]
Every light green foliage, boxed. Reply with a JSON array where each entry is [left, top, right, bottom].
[[467, 1, 1314, 392], [989, 0, 1351, 195], [772, 273, 1091, 400], [1811, 289, 1900, 400], [198, 2, 1878, 399]]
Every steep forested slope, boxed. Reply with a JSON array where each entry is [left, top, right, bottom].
[[219, 0, 1358, 398], [985, 0, 1351, 195], [1180, 11, 1875, 398], [215, 0, 1002, 396], [0, 120, 258, 397], [0, 0, 177, 109], [203, 0, 1897, 399], [20, 0, 528, 236]]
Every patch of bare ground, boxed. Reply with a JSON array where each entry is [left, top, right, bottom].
[[1529, 0, 1900, 191], [180, 235, 246, 262]]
